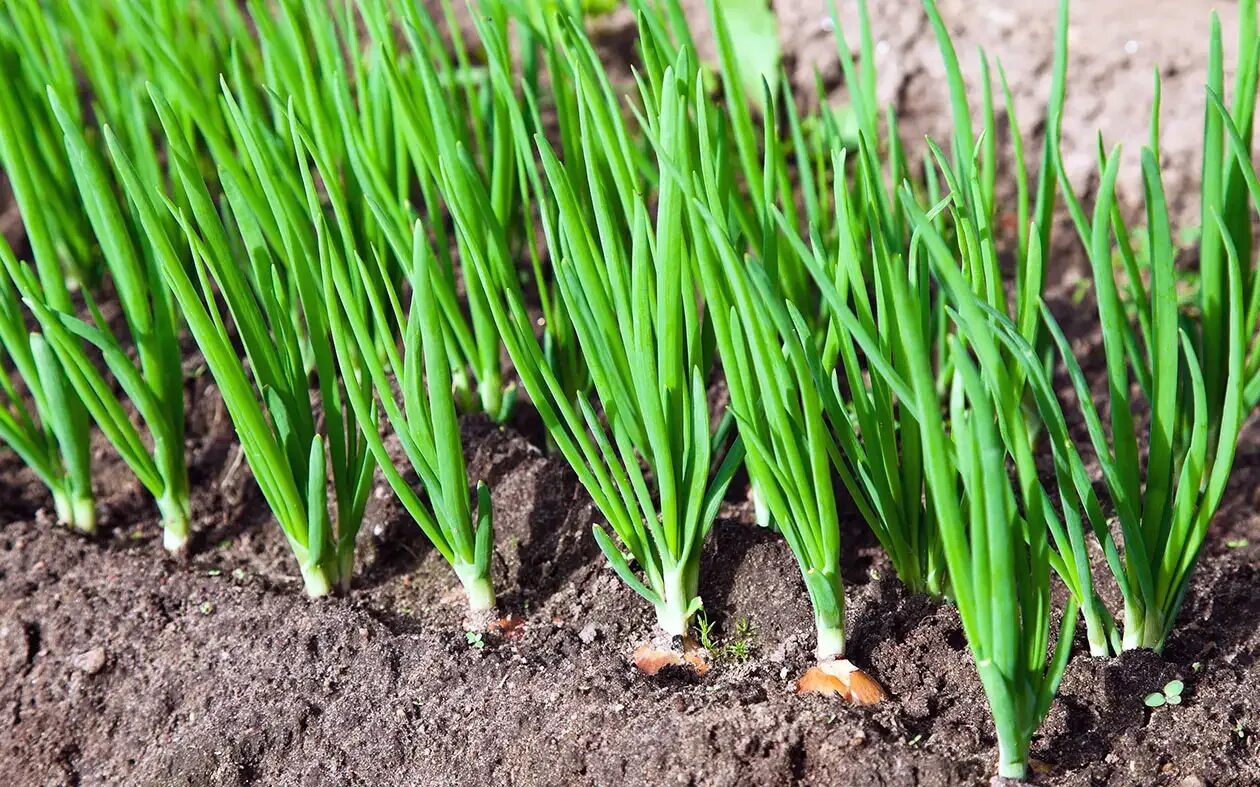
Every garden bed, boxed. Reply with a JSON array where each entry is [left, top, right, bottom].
[[2, 391, 1258, 785], [2, 0, 1258, 785]]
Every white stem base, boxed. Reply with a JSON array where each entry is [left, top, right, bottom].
[[815, 621, 846, 662], [654, 567, 697, 638], [158, 494, 191, 555], [455, 562, 497, 612], [54, 491, 96, 535], [301, 563, 335, 598]]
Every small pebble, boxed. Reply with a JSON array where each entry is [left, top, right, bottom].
[[72, 647, 106, 675], [578, 623, 599, 644]]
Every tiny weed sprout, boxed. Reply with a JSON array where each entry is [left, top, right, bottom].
[[457, 13, 741, 666], [116, 83, 376, 596], [696, 614, 757, 667], [1144, 679, 1185, 708]]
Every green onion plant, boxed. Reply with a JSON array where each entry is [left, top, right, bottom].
[[457, 20, 742, 640], [690, 144, 919, 683], [0, 0, 251, 539], [349, 0, 530, 421], [254, 0, 504, 614], [687, 143, 853, 660], [1195, 2, 1260, 412], [0, 241, 93, 532], [3, 91, 191, 551], [885, 214, 1077, 779], [1038, 138, 1246, 653], [321, 216, 498, 615], [756, 0, 1072, 598], [0, 18, 96, 531], [913, 328, 1075, 781], [115, 84, 376, 596]]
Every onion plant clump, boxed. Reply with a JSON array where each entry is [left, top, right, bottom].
[[2, 91, 191, 551], [342, 0, 524, 423], [910, 320, 1076, 781], [110, 84, 376, 596], [0, 242, 93, 533], [672, 3, 936, 653], [0, 10, 95, 532], [623, 0, 884, 528], [475, 0, 645, 404], [880, 200, 1077, 779], [1004, 10, 1255, 653], [685, 139, 888, 699], [456, 17, 741, 662], [258, 0, 503, 615], [755, 0, 1072, 598], [320, 215, 499, 616], [482, 0, 796, 428], [1196, 2, 1260, 412], [1031, 137, 1246, 654], [0, 0, 253, 541]]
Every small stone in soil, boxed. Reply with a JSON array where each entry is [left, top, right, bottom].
[[72, 647, 106, 675], [578, 623, 598, 644]]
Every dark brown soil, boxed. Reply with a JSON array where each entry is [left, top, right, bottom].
[[3, 1, 1259, 786], [3, 383, 1260, 786]]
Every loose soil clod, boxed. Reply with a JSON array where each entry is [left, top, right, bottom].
[[490, 613, 527, 641]]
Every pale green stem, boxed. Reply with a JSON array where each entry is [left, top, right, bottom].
[[804, 568, 847, 661], [158, 491, 191, 554], [54, 488, 96, 535], [996, 737, 1029, 780], [815, 619, 846, 661], [654, 566, 696, 637], [1082, 600, 1113, 658], [337, 547, 356, 594], [478, 377, 504, 422], [300, 562, 336, 598], [1122, 603, 1167, 652], [455, 561, 497, 612], [451, 367, 475, 412], [750, 483, 771, 528]]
